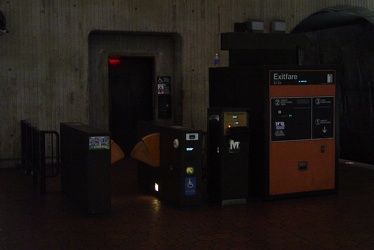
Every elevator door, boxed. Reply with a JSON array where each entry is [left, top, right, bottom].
[[108, 56, 154, 154]]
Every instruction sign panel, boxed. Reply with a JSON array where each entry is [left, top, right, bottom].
[[157, 76, 171, 95], [157, 76, 172, 119], [271, 96, 334, 141], [271, 98, 312, 141], [312, 97, 334, 139]]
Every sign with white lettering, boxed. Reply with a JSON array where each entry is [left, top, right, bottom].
[[312, 97, 334, 139], [270, 96, 334, 141], [157, 76, 171, 95], [269, 70, 336, 85], [271, 98, 311, 141]]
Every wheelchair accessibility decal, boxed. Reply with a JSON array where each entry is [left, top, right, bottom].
[[185, 177, 196, 196]]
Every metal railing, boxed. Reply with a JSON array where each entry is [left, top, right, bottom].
[[21, 120, 60, 193]]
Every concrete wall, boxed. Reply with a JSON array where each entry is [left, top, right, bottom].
[[0, 0, 373, 163]]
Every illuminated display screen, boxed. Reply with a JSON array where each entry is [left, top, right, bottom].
[[223, 111, 248, 135]]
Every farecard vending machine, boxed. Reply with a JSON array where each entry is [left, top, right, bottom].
[[207, 108, 250, 205], [267, 68, 337, 198], [209, 65, 338, 199]]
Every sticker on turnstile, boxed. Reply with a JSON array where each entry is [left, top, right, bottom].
[[88, 136, 110, 150], [173, 139, 179, 149], [186, 133, 198, 141], [186, 166, 194, 175], [185, 177, 196, 196]]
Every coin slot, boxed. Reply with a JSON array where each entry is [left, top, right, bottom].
[[298, 161, 308, 171]]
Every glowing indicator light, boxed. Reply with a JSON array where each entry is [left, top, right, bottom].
[[154, 183, 159, 192], [108, 57, 121, 65]]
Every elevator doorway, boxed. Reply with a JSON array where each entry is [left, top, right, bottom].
[[108, 56, 154, 154]]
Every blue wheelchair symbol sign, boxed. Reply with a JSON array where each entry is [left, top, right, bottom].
[[185, 177, 196, 196]]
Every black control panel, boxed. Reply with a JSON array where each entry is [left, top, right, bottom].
[[271, 96, 335, 141]]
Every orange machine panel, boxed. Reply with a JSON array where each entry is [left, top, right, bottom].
[[268, 69, 337, 197], [269, 140, 335, 195]]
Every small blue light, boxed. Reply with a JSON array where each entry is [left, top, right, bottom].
[[186, 147, 194, 151]]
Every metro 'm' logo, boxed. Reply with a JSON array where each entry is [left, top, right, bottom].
[[229, 139, 240, 153]]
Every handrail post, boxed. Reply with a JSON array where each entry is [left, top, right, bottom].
[[20, 120, 60, 193]]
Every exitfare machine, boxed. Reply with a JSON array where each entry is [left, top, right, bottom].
[[209, 65, 338, 199]]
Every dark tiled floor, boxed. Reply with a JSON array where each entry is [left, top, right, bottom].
[[1, 158, 374, 249]]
